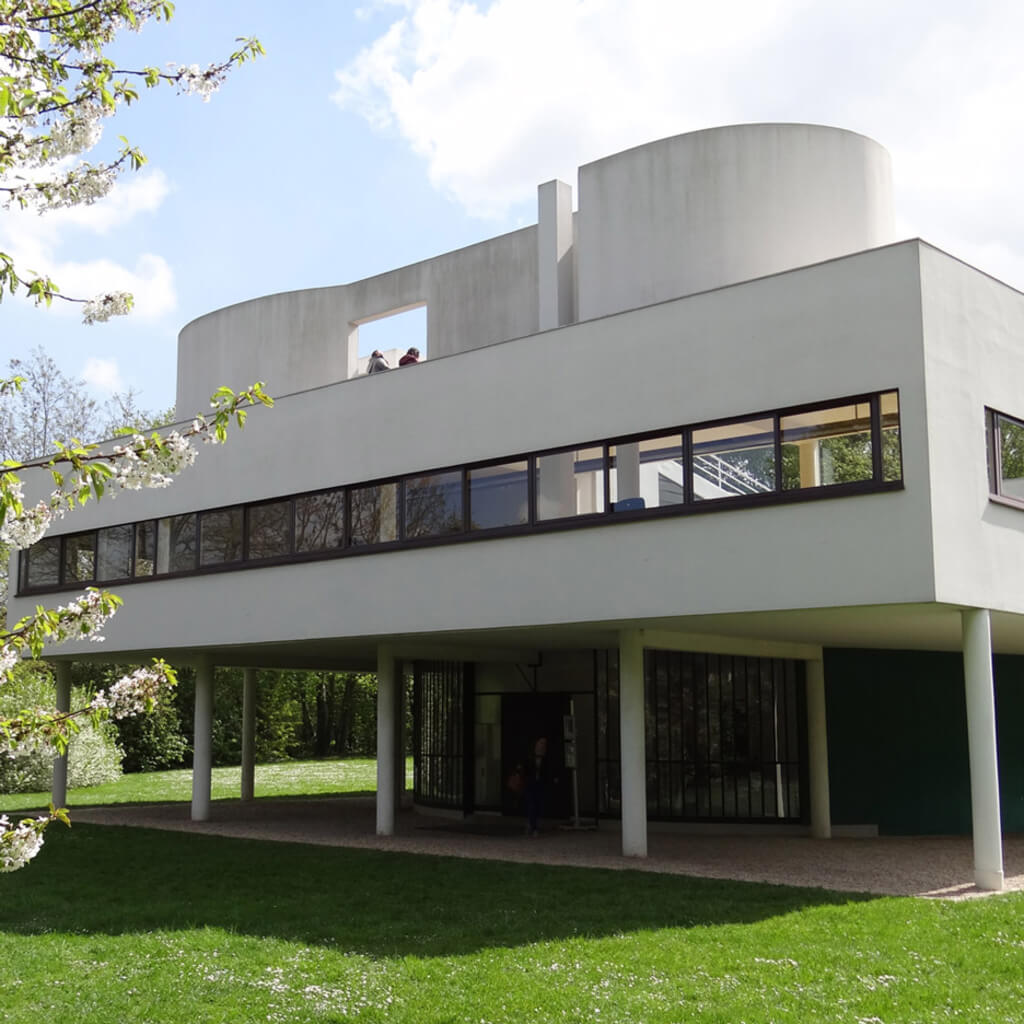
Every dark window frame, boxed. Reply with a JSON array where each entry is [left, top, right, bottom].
[[16, 388, 905, 596], [987, 406, 1024, 510]]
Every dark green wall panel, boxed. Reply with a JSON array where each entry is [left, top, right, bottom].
[[824, 649, 1024, 835]]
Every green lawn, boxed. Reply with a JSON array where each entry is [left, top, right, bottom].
[[0, 825, 1022, 1022], [0, 756, 414, 813]]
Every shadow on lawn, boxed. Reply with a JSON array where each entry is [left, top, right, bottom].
[[0, 824, 874, 957]]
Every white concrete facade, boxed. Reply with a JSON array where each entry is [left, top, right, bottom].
[[13, 124, 1024, 890]]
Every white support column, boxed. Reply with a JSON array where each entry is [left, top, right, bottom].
[[618, 629, 648, 857], [376, 645, 397, 836], [962, 608, 1004, 891], [51, 662, 72, 809], [191, 657, 214, 822], [805, 658, 832, 839], [240, 668, 257, 802], [393, 662, 406, 808]]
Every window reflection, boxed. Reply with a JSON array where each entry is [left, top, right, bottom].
[[349, 483, 397, 546], [692, 419, 775, 500], [26, 536, 61, 588], [995, 411, 1024, 499], [611, 435, 683, 511], [156, 514, 196, 574], [781, 403, 872, 489], [249, 500, 291, 560], [405, 471, 463, 538], [97, 524, 132, 581], [536, 446, 605, 520], [63, 532, 95, 582], [295, 490, 344, 552], [880, 391, 903, 483], [200, 508, 244, 566], [134, 521, 156, 577], [469, 461, 529, 530]]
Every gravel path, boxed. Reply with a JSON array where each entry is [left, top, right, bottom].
[[70, 797, 1024, 900]]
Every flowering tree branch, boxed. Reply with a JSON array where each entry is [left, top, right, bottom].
[[0, 1, 264, 321], [0, 381, 273, 871]]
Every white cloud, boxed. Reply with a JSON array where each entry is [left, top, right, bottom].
[[54, 253, 177, 320], [0, 170, 176, 317], [333, 0, 1024, 289], [82, 357, 124, 395]]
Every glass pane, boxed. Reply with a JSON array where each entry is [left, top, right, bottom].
[[26, 536, 61, 588], [349, 483, 397, 546], [469, 461, 528, 530], [295, 490, 345, 552], [96, 524, 132, 581], [405, 471, 464, 538], [156, 514, 196, 574], [63, 532, 96, 582], [200, 507, 243, 566], [249, 500, 291, 560], [692, 418, 775, 500], [134, 521, 156, 577], [536, 446, 605, 520], [998, 413, 1024, 499], [781, 402, 873, 489], [610, 434, 683, 511], [881, 391, 902, 483]]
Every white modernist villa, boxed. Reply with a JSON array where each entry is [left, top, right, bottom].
[[11, 123, 1024, 891]]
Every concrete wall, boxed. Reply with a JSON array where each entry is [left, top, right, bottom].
[[576, 123, 895, 321], [176, 125, 895, 417], [176, 226, 538, 415], [919, 246, 1024, 615], [9, 242, 939, 658]]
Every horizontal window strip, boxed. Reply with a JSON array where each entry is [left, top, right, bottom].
[[17, 388, 903, 595]]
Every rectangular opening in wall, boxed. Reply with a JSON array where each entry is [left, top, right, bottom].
[[356, 304, 427, 373]]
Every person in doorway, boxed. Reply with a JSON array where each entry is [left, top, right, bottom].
[[367, 350, 390, 374], [524, 736, 550, 837], [398, 346, 420, 366]]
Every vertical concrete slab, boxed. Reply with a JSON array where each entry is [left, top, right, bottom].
[[538, 179, 575, 330]]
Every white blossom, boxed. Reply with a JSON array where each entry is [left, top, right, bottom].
[[0, 815, 46, 872], [42, 103, 104, 161], [90, 665, 169, 719], [109, 431, 197, 490], [0, 643, 18, 677], [169, 62, 224, 102], [82, 290, 132, 324], [0, 498, 63, 550], [51, 590, 117, 644]]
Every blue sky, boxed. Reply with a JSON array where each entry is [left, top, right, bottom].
[[4, 0, 1024, 416]]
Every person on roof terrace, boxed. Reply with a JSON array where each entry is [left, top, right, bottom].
[[398, 347, 420, 366], [367, 350, 390, 374]]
